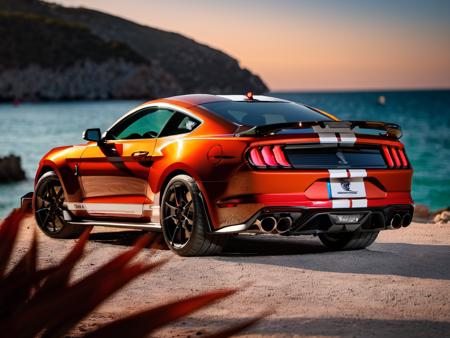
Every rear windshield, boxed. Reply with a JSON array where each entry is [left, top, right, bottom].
[[200, 101, 331, 126]]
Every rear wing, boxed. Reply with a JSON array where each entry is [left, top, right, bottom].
[[235, 120, 402, 139]]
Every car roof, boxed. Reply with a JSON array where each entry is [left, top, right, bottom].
[[108, 94, 336, 136], [163, 94, 290, 106]]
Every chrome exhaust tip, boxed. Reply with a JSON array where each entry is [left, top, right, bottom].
[[390, 214, 402, 229], [276, 217, 292, 234], [259, 216, 277, 233], [401, 213, 412, 227]]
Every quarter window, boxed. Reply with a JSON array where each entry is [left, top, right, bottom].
[[159, 112, 200, 137]]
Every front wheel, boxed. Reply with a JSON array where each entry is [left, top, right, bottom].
[[34, 171, 84, 238], [160, 174, 228, 256], [318, 231, 379, 250]]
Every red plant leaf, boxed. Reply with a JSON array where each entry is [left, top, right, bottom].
[[33, 227, 92, 300], [40, 261, 165, 338], [0, 229, 37, 318], [76, 233, 152, 282], [0, 209, 25, 277], [9, 235, 164, 338], [84, 289, 237, 338]]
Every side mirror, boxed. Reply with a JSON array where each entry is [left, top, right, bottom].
[[83, 128, 102, 142]]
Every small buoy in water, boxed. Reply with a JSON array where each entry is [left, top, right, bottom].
[[13, 99, 21, 106], [377, 95, 386, 106]]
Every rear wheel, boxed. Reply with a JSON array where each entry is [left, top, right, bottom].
[[161, 174, 228, 256], [34, 171, 83, 238], [318, 231, 379, 250]]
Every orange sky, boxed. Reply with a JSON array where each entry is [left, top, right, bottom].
[[55, 0, 450, 91]]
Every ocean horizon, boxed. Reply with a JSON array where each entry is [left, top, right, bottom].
[[0, 89, 449, 218]]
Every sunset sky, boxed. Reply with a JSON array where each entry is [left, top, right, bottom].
[[54, 0, 450, 91]]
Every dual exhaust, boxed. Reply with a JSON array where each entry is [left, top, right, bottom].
[[258, 212, 411, 233], [258, 216, 293, 234], [389, 213, 412, 229]]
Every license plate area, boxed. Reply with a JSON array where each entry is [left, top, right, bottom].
[[328, 177, 366, 199]]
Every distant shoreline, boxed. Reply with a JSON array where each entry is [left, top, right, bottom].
[[2, 88, 449, 104], [271, 88, 450, 94]]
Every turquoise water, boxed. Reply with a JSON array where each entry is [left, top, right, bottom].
[[0, 90, 449, 218]]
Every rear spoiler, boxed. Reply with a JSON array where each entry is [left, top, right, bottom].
[[235, 120, 402, 139]]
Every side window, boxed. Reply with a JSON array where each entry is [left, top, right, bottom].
[[159, 112, 200, 137], [107, 109, 173, 140]]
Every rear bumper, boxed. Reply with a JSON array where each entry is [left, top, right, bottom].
[[202, 168, 413, 229], [213, 204, 414, 235]]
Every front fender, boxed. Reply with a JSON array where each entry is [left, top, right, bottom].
[[35, 145, 85, 203]]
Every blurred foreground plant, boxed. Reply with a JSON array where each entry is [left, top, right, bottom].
[[0, 209, 264, 338]]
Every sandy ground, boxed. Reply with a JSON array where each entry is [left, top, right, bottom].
[[11, 216, 450, 338]]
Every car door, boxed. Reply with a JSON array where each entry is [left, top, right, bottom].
[[77, 107, 174, 219]]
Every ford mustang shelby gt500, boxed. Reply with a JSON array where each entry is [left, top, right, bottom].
[[25, 93, 414, 256]]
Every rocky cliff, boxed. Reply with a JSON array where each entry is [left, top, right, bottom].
[[0, 0, 268, 100]]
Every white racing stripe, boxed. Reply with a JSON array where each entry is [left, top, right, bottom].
[[312, 126, 356, 145], [328, 169, 367, 178], [328, 169, 348, 178], [318, 133, 338, 144], [143, 205, 159, 211], [348, 169, 367, 178], [65, 202, 154, 216], [339, 133, 357, 145], [331, 199, 368, 208], [352, 199, 368, 208], [332, 199, 351, 208]]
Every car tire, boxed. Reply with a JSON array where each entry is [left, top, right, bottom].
[[34, 171, 84, 239], [318, 231, 379, 250], [160, 174, 228, 256]]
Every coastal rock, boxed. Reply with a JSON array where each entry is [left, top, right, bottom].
[[0, 155, 26, 183], [433, 209, 450, 224], [413, 204, 430, 221]]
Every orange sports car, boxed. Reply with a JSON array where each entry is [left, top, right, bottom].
[[25, 93, 414, 256]]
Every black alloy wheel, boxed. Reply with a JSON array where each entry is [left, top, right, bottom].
[[162, 180, 195, 248], [160, 174, 229, 256], [34, 171, 83, 238]]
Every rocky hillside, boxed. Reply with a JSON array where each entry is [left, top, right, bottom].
[[0, 0, 268, 100], [0, 12, 180, 100]]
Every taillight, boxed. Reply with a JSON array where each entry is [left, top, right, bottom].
[[397, 148, 408, 167], [249, 148, 265, 167], [391, 148, 401, 167], [248, 145, 291, 168], [273, 145, 291, 167], [261, 146, 278, 166], [382, 145, 409, 169], [382, 146, 394, 168]]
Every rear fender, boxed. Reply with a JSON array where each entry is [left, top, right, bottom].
[[151, 163, 217, 231]]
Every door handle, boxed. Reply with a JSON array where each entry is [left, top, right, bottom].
[[132, 151, 149, 158]]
